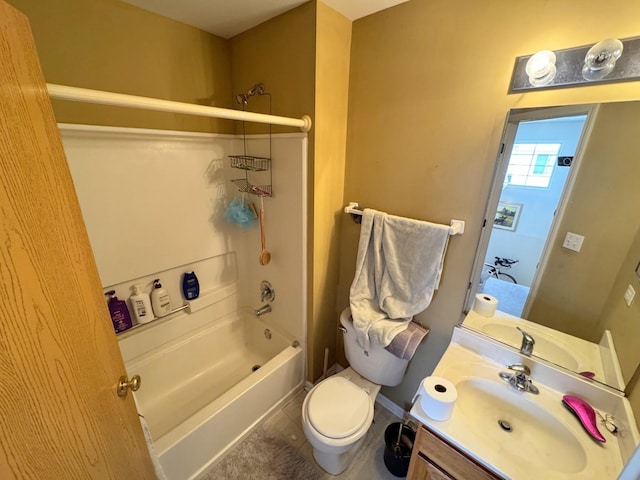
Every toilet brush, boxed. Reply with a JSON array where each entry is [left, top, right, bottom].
[[393, 422, 403, 455]]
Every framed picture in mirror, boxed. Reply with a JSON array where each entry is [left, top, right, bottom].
[[493, 202, 522, 232]]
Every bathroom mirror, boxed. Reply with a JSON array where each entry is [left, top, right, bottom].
[[464, 100, 640, 391]]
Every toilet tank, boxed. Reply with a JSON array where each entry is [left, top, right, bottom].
[[340, 307, 409, 387]]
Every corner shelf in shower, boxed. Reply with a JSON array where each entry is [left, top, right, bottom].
[[116, 282, 239, 338], [230, 178, 272, 197], [229, 154, 270, 172], [229, 154, 272, 196]]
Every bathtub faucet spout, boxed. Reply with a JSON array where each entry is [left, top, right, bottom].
[[255, 304, 272, 317]]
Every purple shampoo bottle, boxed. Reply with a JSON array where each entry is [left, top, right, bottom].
[[105, 290, 133, 333]]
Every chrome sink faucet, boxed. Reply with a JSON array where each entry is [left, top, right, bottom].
[[517, 326, 535, 356], [499, 364, 539, 394]]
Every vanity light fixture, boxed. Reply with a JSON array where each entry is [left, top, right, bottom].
[[582, 38, 624, 81], [525, 50, 557, 86], [509, 35, 640, 93]]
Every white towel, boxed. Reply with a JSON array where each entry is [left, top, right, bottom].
[[349, 209, 450, 351], [384, 320, 429, 360]]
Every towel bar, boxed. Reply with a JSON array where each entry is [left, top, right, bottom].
[[343, 202, 464, 235]]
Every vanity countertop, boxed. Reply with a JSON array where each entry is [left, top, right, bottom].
[[410, 328, 633, 480]]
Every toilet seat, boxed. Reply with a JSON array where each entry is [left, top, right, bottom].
[[307, 377, 372, 439]]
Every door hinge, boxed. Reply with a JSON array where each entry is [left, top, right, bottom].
[[482, 218, 487, 228], [500, 143, 505, 154]]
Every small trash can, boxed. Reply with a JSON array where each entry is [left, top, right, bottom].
[[383, 422, 415, 477]]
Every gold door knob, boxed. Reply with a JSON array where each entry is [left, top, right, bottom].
[[117, 374, 141, 397]]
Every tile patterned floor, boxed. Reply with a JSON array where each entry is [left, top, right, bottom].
[[204, 388, 405, 479]]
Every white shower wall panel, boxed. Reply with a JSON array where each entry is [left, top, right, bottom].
[[61, 125, 239, 287], [60, 125, 307, 344], [232, 134, 308, 342]]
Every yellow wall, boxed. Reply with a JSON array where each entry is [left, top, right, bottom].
[[311, 2, 351, 380], [597, 226, 640, 381], [8, 0, 234, 133], [230, 2, 352, 381], [230, 2, 316, 136], [342, 0, 640, 408]]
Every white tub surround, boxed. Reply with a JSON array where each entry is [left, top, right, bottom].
[[120, 294, 304, 480], [61, 124, 308, 344], [61, 125, 308, 480]]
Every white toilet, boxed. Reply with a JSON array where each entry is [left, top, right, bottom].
[[302, 307, 410, 475]]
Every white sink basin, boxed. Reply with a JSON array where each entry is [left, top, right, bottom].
[[456, 377, 586, 474], [410, 336, 627, 480]]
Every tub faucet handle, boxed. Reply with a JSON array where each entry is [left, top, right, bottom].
[[260, 280, 275, 303]]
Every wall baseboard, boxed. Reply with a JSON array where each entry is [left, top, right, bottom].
[[375, 393, 405, 419]]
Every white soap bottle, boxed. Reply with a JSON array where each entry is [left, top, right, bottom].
[[150, 278, 172, 318], [129, 284, 154, 324]]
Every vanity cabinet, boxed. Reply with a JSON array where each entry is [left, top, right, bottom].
[[407, 424, 503, 480]]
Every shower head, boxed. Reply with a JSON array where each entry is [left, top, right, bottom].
[[235, 83, 267, 105]]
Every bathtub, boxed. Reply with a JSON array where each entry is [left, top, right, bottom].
[[118, 292, 304, 480]]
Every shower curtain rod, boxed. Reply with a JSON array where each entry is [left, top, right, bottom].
[[46, 84, 312, 132]]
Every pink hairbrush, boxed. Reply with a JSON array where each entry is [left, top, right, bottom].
[[562, 395, 605, 443]]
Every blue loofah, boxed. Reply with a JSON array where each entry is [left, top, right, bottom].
[[224, 197, 257, 228]]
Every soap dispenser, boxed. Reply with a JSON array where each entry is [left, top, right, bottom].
[[129, 284, 154, 324], [105, 290, 133, 333], [150, 279, 172, 318]]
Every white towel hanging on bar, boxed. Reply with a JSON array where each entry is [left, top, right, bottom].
[[349, 208, 451, 352]]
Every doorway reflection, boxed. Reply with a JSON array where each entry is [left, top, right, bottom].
[[477, 115, 588, 317]]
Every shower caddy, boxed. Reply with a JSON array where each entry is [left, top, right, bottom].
[[230, 83, 273, 197]]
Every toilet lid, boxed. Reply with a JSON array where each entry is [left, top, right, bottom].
[[307, 377, 372, 439]]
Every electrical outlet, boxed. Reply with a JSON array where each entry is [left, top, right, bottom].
[[562, 232, 585, 252], [624, 284, 636, 307]]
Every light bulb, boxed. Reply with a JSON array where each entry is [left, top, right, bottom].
[[582, 38, 623, 81], [525, 50, 557, 87]]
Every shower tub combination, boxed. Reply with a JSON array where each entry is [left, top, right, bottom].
[[118, 285, 304, 480]]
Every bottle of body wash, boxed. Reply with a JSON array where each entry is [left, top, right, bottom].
[[182, 271, 200, 300], [129, 284, 154, 324], [105, 290, 133, 333], [150, 279, 172, 317]]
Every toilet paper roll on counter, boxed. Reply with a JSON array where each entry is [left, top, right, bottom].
[[473, 293, 498, 317], [414, 376, 457, 421]]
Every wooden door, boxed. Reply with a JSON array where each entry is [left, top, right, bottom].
[[0, 2, 156, 478]]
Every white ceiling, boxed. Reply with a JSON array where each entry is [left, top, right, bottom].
[[121, 0, 409, 38]]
